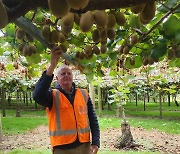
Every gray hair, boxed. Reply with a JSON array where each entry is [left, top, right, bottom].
[[56, 64, 72, 76]]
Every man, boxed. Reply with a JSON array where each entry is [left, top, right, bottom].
[[33, 46, 100, 154]]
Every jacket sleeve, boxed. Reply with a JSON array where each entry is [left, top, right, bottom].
[[33, 71, 53, 109], [87, 97, 100, 148]]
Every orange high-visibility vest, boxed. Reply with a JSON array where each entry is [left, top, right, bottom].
[[46, 88, 90, 147]]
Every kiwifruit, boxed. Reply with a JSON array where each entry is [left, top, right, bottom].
[[107, 28, 116, 40], [61, 24, 73, 34], [76, 51, 80, 59], [130, 34, 139, 45], [42, 25, 51, 39], [26, 33, 34, 42], [51, 30, 60, 43], [74, 13, 80, 25], [59, 32, 66, 43], [13, 62, 18, 69], [29, 45, 37, 54], [118, 46, 124, 54], [175, 46, 180, 58], [168, 48, 175, 60], [79, 52, 85, 60], [130, 57, 135, 66], [48, 0, 70, 18], [143, 57, 149, 66], [67, 0, 89, 10], [23, 45, 30, 56], [92, 29, 100, 43], [92, 45, 100, 55], [115, 12, 126, 26], [86, 51, 94, 59], [84, 45, 92, 56], [61, 12, 74, 27], [107, 14, 116, 28], [130, 3, 146, 14], [139, 14, 150, 25], [140, 1, 156, 24], [123, 46, 129, 54], [18, 43, 26, 52], [80, 11, 94, 32], [148, 57, 154, 65], [16, 28, 25, 40], [101, 44, 107, 54], [59, 43, 67, 52], [94, 10, 108, 28], [0, 0, 8, 29], [100, 38, 107, 45], [100, 29, 107, 40]]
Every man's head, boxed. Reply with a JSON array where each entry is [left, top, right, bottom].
[[56, 65, 73, 93]]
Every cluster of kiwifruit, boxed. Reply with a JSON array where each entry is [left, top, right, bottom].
[[48, 0, 89, 18], [168, 45, 180, 60], [0, 62, 6, 71], [18, 43, 37, 57], [142, 56, 158, 66], [130, 0, 156, 24], [16, 28, 34, 42], [74, 10, 126, 60]]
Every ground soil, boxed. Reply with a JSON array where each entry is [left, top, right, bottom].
[[1, 125, 180, 154]]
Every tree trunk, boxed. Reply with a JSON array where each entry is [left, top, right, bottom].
[[143, 92, 146, 111], [135, 93, 138, 106], [89, 82, 95, 108], [29, 91, 32, 104], [168, 92, 171, 106], [98, 85, 102, 117], [16, 92, 21, 117], [0, 114, 2, 151], [26, 91, 28, 106], [159, 92, 162, 119], [1, 88, 6, 117]]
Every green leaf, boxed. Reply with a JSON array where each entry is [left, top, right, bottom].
[[5, 24, 16, 37], [163, 15, 180, 41], [6, 64, 14, 71], [125, 56, 142, 69], [129, 14, 140, 29], [150, 39, 167, 59]]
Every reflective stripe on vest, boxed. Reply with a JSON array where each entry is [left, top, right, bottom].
[[49, 89, 90, 137]]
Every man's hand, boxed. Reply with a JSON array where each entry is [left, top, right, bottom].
[[46, 46, 63, 76], [91, 145, 99, 154]]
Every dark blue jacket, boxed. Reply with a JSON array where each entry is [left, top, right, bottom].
[[33, 71, 100, 149]]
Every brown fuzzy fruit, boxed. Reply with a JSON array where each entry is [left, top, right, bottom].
[[23, 46, 30, 56], [115, 12, 126, 26], [143, 58, 149, 66], [140, 1, 156, 24], [93, 45, 100, 55], [61, 25, 73, 34], [94, 10, 108, 28], [0, 0, 8, 29], [60, 43, 67, 52], [130, 34, 139, 45], [118, 46, 124, 54], [92, 29, 100, 43], [42, 25, 51, 39], [59, 32, 66, 43], [107, 14, 116, 28], [61, 12, 74, 27], [168, 48, 175, 60], [79, 52, 85, 60], [51, 30, 60, 43], [84, 45, 92, 56], [80, 11, 94, 32], [16, 29, 25, 40], [123, 46, 129, 55], [101, 44, 107, 54], [67, 0, 89, 10], [130, 57, 135, 66], [48, 0, 70, 18], [130, 3, 146, 14], [107, 28, 116, 40], [18, 43, 26, 52], [29, 45, 37, 55], [100, 29, 107, 40]]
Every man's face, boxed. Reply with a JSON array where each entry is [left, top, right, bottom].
[[57, 66, 73, 92]]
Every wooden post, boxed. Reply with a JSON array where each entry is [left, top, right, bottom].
[[159, 92, 162, 119], [0, 113, 3, 152], [89, 82, 95, 108], [98, 85, 102, 117]]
